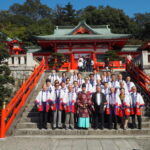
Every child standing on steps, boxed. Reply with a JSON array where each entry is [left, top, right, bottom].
[[35, 84, 51, 129]]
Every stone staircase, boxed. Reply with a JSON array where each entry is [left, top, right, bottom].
[[13, 71, 150, 137]]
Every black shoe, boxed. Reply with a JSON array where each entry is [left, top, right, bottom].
[[70, 127, 74, 130], [100, 126, 104, 130], [58, 127, 63, 129], [132, 124, 137, 129], [114, 124, 118, 130], [52, 127, 56, 130], [43, 126, 47, 129]]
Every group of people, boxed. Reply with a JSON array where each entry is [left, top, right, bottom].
[[78, 56, 94, 72], [35, 69, 145, 130]]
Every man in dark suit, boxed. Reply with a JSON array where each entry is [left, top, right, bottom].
[[92, 85, 107, 129]]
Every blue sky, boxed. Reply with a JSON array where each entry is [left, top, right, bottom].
[[0, 0, 150, 17]]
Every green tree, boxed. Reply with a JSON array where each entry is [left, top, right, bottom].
[[48, 53, 67, 71], [0, 35, 14, 103], [9, 0, 52, 21], [134, 13, 150, 40]]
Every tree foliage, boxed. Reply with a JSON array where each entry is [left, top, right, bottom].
[[48, 53, 67, 71], [0, 40, 14, 103], [0, 0, 149, 45]]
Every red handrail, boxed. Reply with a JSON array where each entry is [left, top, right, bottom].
[[126, 58, 150, 95], [0, 58, 45, 138]]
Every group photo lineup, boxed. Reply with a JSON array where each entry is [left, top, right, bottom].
[[0, 0, 150, 150]]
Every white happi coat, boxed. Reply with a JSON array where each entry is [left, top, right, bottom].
[[116, 86, 129, 96], [126, 81, 135, 92], [59, 77, 67, 83], [35, 90, 51, 103], [109, 80, 120, 88], [85, 83, 93, 93], [101, 76, 107, 83], [130, 92, 145, 107], [35, 90, 51, 112], [48, 73, 60, 84], [108, 93, 121, 106], [63, 92, 77, 105], [120, 94, 132, 107], [77, 78, 85, 87], [118, 80, 127, 88], [102, 87, 110, 96], [50, 88, 65, 110], [106, 76, 112, 82], [94, 73, 101, 81], [47, 85, 54, 93], [70, 75, 78, 83], [61, 87, 68, 94], [73, 86, 82, 93]]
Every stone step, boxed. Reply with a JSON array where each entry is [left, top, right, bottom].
[[21, 111, 150, 119], [14, 128, 150, 136], [20, 116, 150, 122], [16, 122, 150, 129]]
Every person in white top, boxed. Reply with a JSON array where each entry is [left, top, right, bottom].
[[117, 74, 127, 88], [130, 86, 145, 129], [119, 88, 132, 130], [61, 82, 68, 94], [108, 74, 120, 88], [63, 85, 77, 129], [93, 69, 101, 81], [66, 78, 71, 87], [35, 84, 51, 129], [89, 74, 97, 88], [72, 81, 82, 93], [59, 72, 67, 83], [107, 87, 121, 129], [51, 83, 65, 129], [70, 70, 78, 83], [84, 77, 93, 93], [126, 76, 135, 93], [116, 81, 129, 96], [77, 73, 85, 88], [46, 79, 54, 93], [78, 59, 83, 72], [101, 82, 110, 97], [101, 74, 107, 83], [48, 70, 60, 85], [106, 71, 112, 82]]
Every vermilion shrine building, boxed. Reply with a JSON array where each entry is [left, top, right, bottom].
[[35, 21, 131, 70]]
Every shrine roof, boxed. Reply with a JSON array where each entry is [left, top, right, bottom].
[[35, 20, 131, 41]]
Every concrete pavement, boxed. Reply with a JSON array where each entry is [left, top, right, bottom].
[[0, 137, 150, 150]]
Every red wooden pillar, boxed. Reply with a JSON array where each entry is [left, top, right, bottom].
[[71, 53, 74, 69], [93, 42, 97, 69], [0, 101, 6, 138], [108, 42, 112, 50], [69, 42, 74, 70], [92, 52, 96, 68], [44, 56, 49, 70]]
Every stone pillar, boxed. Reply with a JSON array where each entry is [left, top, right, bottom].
[[26, 53, 34, 66], [14, 56, 19, 65], [20, 56, 25, 65], [142, 51, 148, 69], [8, 57, 12, 65]]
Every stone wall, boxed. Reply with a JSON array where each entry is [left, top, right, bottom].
[[8, 53, 39, 92]]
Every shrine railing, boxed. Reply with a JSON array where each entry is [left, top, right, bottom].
[[126, 58, 150, 96], [0, 58, 45, 138], [96, 61, 126, 71]]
